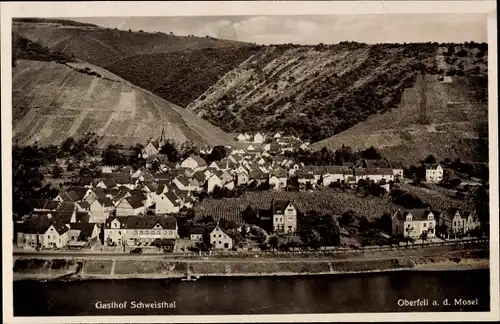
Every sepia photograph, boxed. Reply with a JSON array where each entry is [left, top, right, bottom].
[[1, 1, 498, 323]]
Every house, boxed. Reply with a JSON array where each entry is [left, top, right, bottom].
[[273, 132, 282, 139], [189, 226, 205, 242], [297, 173, 317, 188], [68, 222, 100, 243], [154, 191, 180, 214], [181, 155, 207, 171], [104, 215, 178, 247], [322, 167, 353, 186], [173, 176, 195, 191], [142, 141, 161, 158], [55, 187, 95, 203], [393, 168, 404, 179], [207, 173, 223, 193], [391, 209, 436, 238], [268, 169, 288, 191], [236, 172, 249, 186], [271, 200, 297, 234], [438, 209, 480, 236], [253, 132, 265, 144], [89, 197, 115, 223], [115, 195, 146, 216], [236, 133, 247, 142], [16, 213, 70, 249], [425, 164, 444, 183], [209, 224, 233, 250]]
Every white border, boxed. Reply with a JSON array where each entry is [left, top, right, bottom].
[[1, 1, 498, 323]]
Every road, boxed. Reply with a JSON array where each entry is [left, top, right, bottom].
[[13, 246, 487, 262]]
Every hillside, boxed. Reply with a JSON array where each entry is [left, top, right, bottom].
[[103, 46, 262, 108], [12, 59, 237, 148], [13, 19, 251, 67], [310, 74, 489, 167], [187, 42, 488, 142]]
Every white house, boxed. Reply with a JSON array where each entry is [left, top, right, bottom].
[[253, 132, 265, 144], [236, 133, 247, 142], [115, 196, 146, 216], [392, 209, 436, 239], [154, 191, 180, 214], [272, 200, 297, 233], [209, 224, 233, 250], [207, 173, 223, 193], [181, 155, 207, 171], [104, 216, 178, 247], [89, 197, 114, 223], [425, 164, 443, 183]]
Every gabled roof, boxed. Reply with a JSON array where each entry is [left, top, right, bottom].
[[124, 195, 145, 209], [249, 169, 267, 180], [190, 226, 206, 235], [106, 215, 177, 230], [269, 168, 287, 178], [394, 209, 434, 222], [424, 163, 442, 170], [101, 178, 117, 188], [175, 176, 191, 187], [101, 172, 131, 184], [185, 155, 207, 167], [163, 191, 180, 205], [192, 171, 207, 182], [271, 200, 294, 215], [96, 196, 115, 208], [77, 201, 90, 210]]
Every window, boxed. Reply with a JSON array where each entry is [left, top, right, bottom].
[[219, 234, 222, 238], [423, 223, 427, 228], [48, 235, 51, 239], [139, 230, 143, 234], [134, 230, 138, 235], [219, 241, 222, 244], [224, 243, 229, 248]]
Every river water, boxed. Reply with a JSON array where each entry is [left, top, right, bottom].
[[13, 270, 489, 316]]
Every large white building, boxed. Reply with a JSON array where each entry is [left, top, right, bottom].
[[391, 209, 436, 239]]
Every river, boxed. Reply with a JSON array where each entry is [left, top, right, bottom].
[[13, 270, 489, 316]]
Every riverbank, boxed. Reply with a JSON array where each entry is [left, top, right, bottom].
[[13, 250, 489, 281]]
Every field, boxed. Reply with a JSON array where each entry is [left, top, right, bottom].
[[12, 59, 238, 148], [194, 189, 399, 223]]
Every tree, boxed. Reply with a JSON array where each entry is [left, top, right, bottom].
[[340, 210, 356, 227], [361, 146, 382, 160], [102, 144, 127, 166], [207, 145, 227, 163], [269, 236, 279, 252], [304, 230, 322, 250], [160, 140, 181, 163], [52, 165, 63, 178], [423, 154, 437, 164]]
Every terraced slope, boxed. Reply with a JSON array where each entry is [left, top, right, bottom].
[[12, 59, 237, 148], [311, 74, 489, 167]]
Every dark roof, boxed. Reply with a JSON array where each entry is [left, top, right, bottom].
[[18, 212, 71, 235], [249, 169, 266, 180], [190, 226, 206, 235], [96, 196, 115, 208], [101, 178, 117, 188], [394, 209, 435, 221], [175, 176, 191, 187], [269, 168, 287, 178], [125, 195, 145, 209], [28, 198, 61, 211], [364, 159, 389, 169], [68, 186, 90, 201], [272, 200, 293, 215], [355, 168, 394, 176], [424, 163, 441, 170], [163, 191, 180, 204], [101, 172, 131, 184], [106, 215, 177, 230], [77, 201, 90, 210], [192, 171, 206, 182]]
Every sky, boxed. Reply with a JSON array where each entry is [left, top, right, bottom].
[[71, 14, 487, 45]]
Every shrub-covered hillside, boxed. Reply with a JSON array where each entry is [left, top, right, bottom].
[[104, 46, 262, 108], [12, 35, 77, 66], [187, 42, 487, 143]]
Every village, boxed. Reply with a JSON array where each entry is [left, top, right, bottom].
[[14, 130, 486, 255]]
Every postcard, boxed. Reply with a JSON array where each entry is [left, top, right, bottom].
[[1, 1, 498, 323]]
